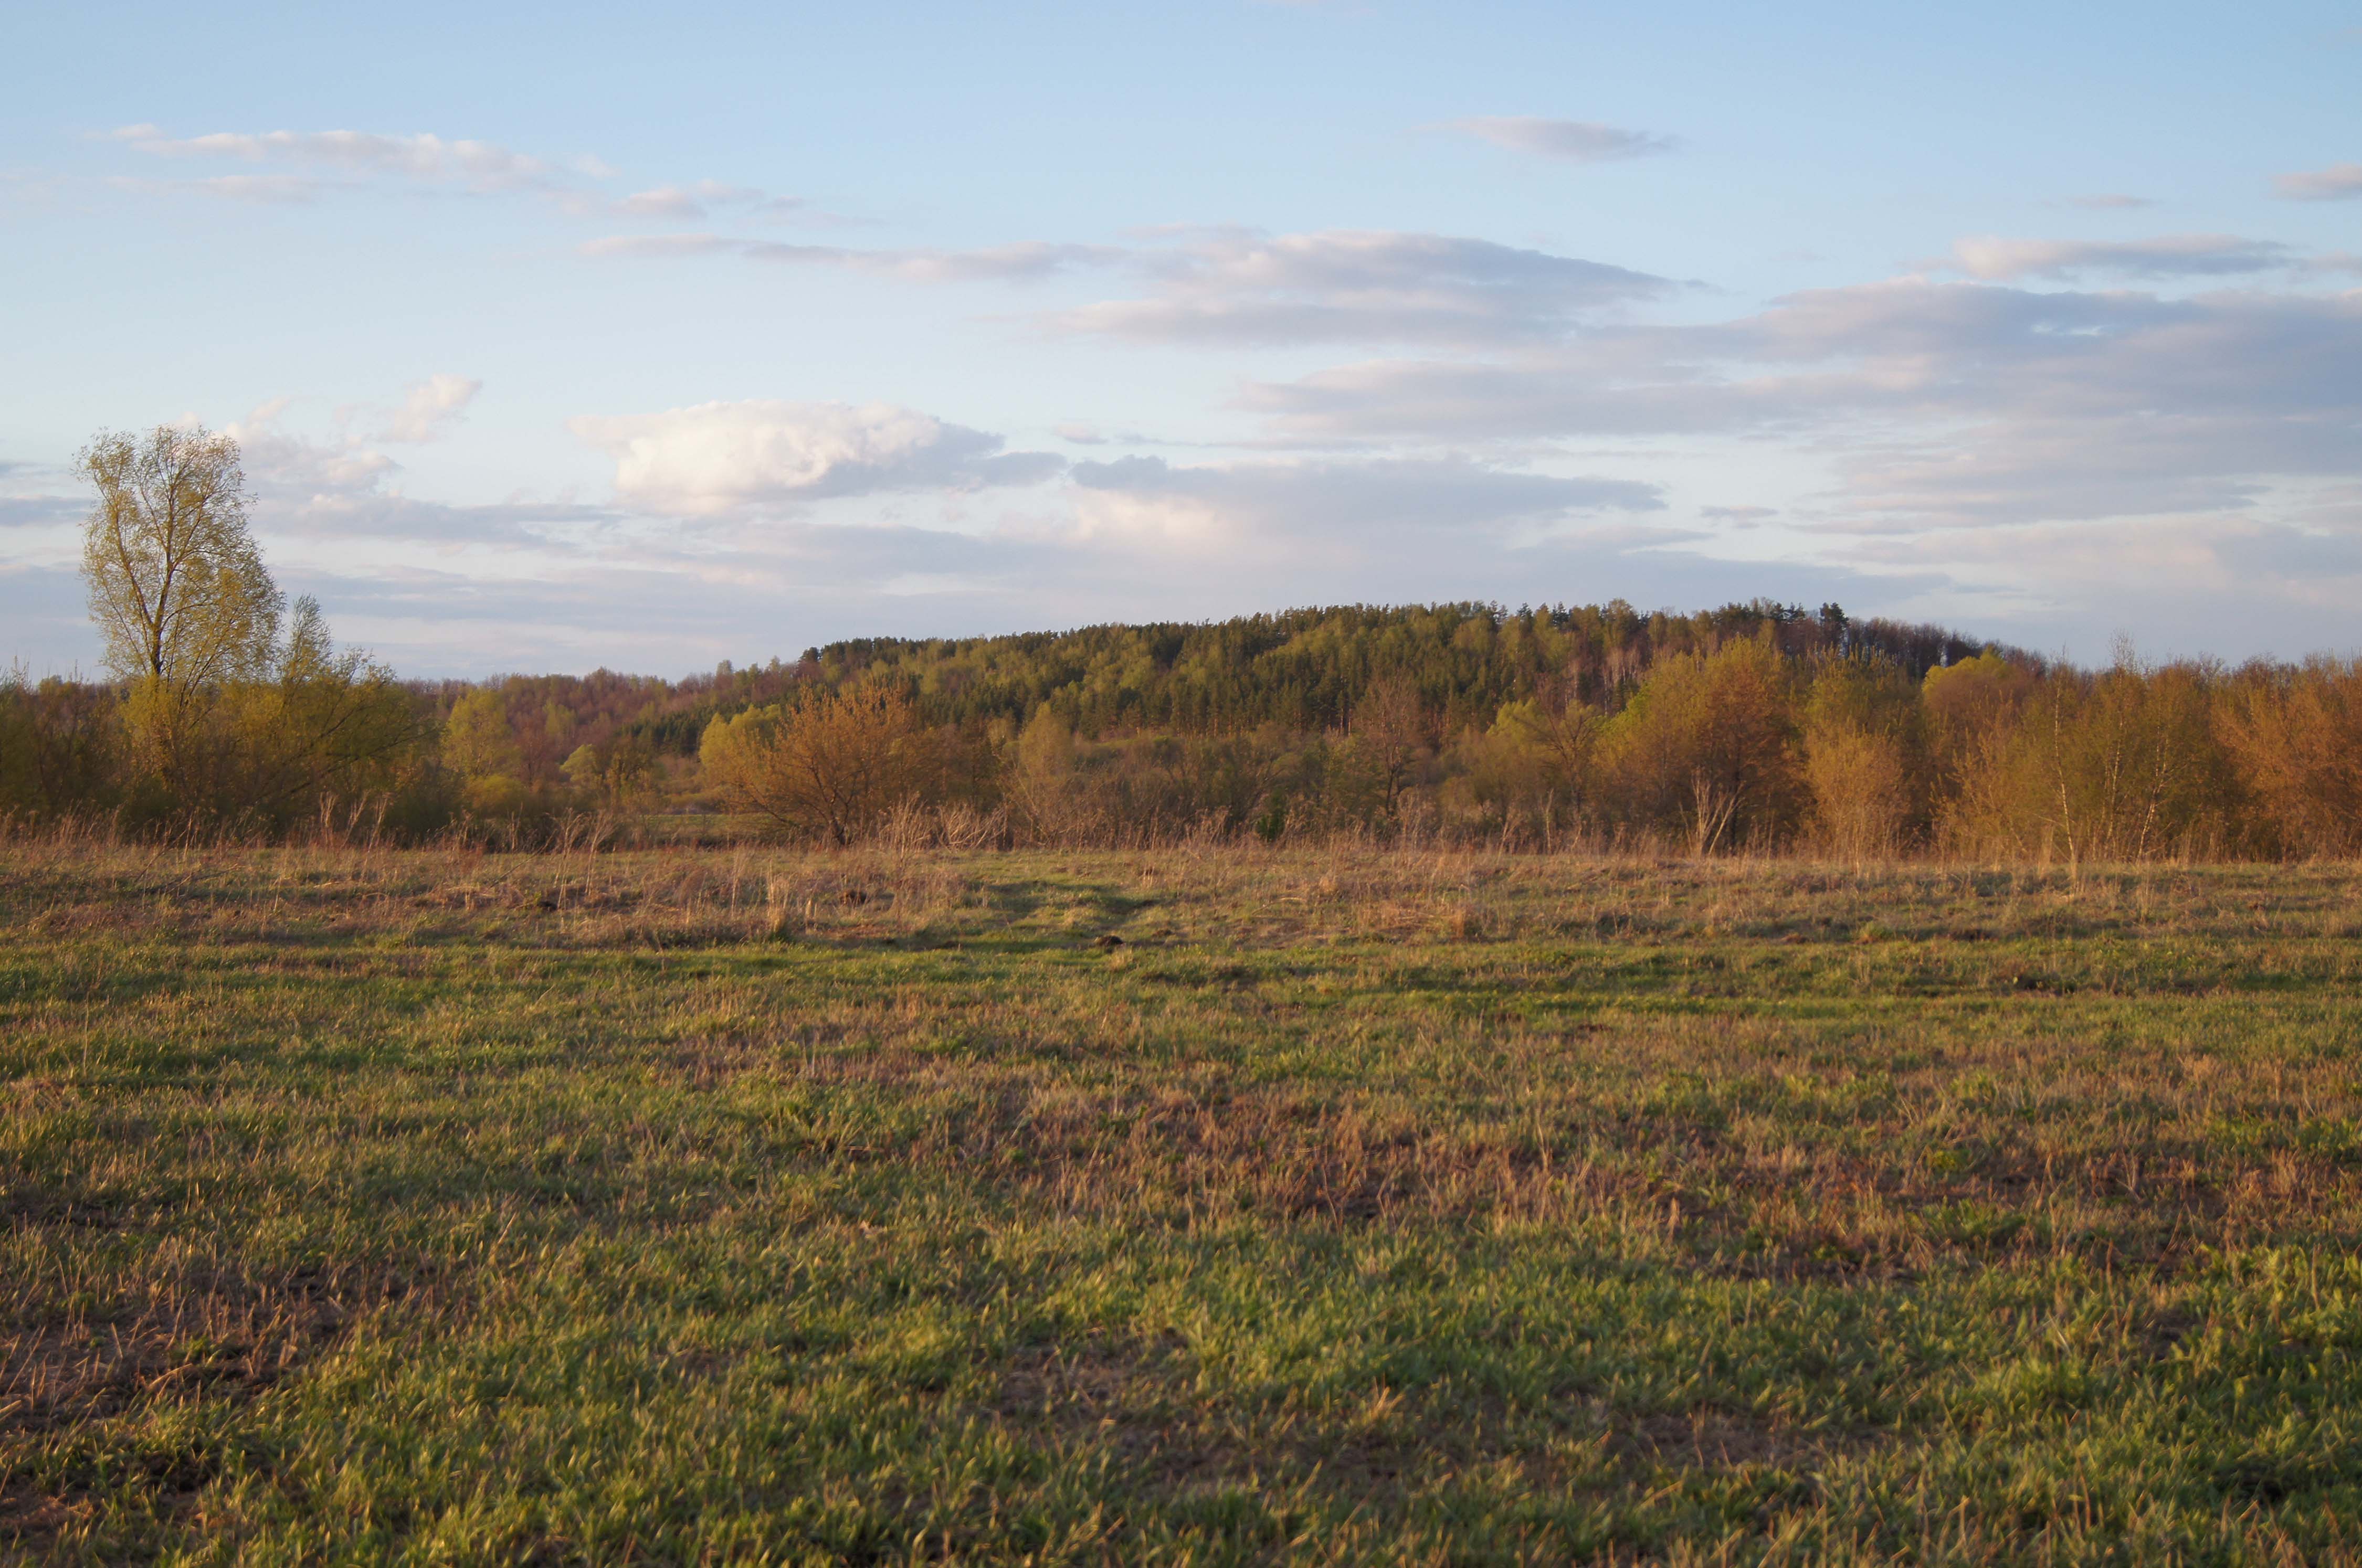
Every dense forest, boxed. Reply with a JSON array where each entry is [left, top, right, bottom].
[[15, 423, 2360, 861], [10, 592, 2362, 861]]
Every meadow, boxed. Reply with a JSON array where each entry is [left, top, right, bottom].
[[5, 841, 2361, 1563]]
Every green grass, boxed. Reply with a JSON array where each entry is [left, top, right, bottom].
[[6, 844, 2362, 1564]]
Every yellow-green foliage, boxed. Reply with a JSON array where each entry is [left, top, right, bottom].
[[1939, 661, 2245, 863], [33, 598, 423, 834], [702, 685, 952, 844], [441, 687, 526, 813], [1804, 655, 1928, 858], [1450, 697, 1595, 834], [2215, 657, 2362, 857], [1596, 638, 1807, 850], [78, 424, 278, 690]]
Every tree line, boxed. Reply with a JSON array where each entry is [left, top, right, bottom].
[[8, 425, 2359, 860]]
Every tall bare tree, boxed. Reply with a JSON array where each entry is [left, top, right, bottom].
[[1351, 673, 1434, 817], [80, 425, 280, 689]]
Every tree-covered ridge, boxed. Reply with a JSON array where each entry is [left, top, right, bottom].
[[19, 425, 2359, 860], [411, 600, 1989, 789], [808, 600, 1998, 737]]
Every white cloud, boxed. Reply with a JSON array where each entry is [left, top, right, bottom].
[[376, 374, 482, 443], [2274, 163, 2362, 200], [2062, 194, 2158, 210], [210, 395, 586, 546], [225, 399, 396, 495], [1941, 233, 2293, 281], [567, 400, 1066, 516], [1446, 116, 1678, 163]]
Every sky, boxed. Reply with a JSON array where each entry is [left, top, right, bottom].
[[3, 0, 2358, 678]]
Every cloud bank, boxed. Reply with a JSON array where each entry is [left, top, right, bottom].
[[584, 225, 1675, 348]]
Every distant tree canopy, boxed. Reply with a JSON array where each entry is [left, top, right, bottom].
[[10, 438, 2360, 860], [351, 602, 2358, 862], [798, 600, 1994, 739]]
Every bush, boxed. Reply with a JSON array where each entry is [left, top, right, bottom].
[[702, 685, 953, 844]]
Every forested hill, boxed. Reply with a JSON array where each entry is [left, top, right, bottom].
[[804, 600, 2001, 738], [407, 600, 2002, 778]]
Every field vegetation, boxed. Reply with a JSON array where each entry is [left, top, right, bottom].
[[11, 422, 2362, 1561], [7, 839, 2362, 1562]]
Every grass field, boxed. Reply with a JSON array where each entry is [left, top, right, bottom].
[[6, 844, 2362, 1564]]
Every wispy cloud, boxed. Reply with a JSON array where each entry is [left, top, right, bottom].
[[580, 234, 1119, 281], [109, 126, 558, 191], [1938, 232, 2293, 281], [613, 180, 810, 221], [1242, 280, 2362, 537], [589, 225, 1679, 348], [100, 123, 822, 224], [2061, 193, 2157, 210], [1049, 229, 1675, 348], [1444, 116, 1678, 163], [101, 172, 351, 204], [1065, 454, 1662, 558], [375, 375, 482, 443], [576, 234, 745, 259], [2274, 162, 2362, 200]]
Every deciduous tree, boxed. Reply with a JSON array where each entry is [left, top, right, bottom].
[[702, 685, 946, 844], [80, 426, 280, 689]]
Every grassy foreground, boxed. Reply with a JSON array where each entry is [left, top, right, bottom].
[[5, 845, 2362, 1564]]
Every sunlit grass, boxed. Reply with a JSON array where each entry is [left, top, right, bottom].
[[6, 844, 2361, 1562]]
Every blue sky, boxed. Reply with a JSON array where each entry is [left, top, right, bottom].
[[4, 0, 2358, 676]]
